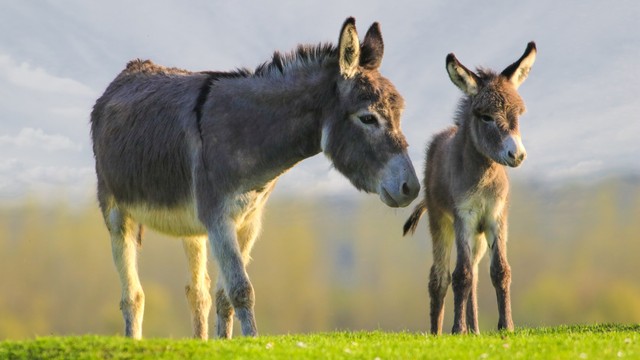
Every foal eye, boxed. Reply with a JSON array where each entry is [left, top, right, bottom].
[[480, 115, 494, 123], [358, 114, 378, 126]]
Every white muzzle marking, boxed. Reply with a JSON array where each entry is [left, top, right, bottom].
[[377, 152, 420, 207], [502, 134, 526, 167]]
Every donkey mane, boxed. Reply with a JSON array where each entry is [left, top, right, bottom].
[[453, 68, 504, 127], [123, 43, 337, 80], [475, 67, 498, 79], [255, 43, 338, 77]]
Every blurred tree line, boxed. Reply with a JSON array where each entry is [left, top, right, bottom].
[[0, 177, 639, 339]]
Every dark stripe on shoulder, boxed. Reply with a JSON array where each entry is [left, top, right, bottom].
[[193, 71, 250, 169], [194, 70, 251, 120], [194, 73, 215, 124]]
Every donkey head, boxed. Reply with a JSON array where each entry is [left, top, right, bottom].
[[446, 42, 536, 167], [322, 17, 419, 207]]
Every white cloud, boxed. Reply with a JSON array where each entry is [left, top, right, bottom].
[[0, 158, 21, 172], [49, 106, 89, 120], [0, 54, 96, 97], [0, 159, 27, 199], [0, 158, 95, 201], [18, 165, 94, 185], [0, 128, 82, 152]]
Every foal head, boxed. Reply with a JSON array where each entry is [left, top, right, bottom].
[[446, 42, 536, 167], [322, 18, 419, 207]]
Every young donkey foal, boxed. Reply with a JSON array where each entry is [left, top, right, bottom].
[[91, 18, 419, 340], [404, 42, 536, 334]]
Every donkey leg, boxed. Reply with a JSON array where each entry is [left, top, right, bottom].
[[466, 234, 488, 334], [214, 275, 234, 338], [228, 209, 264, 335], [489, 219, 514, 331], [108, 209, 145, 339], [451, 216, 474, 334], [182, 236, 212, 340], [427, 214, 453, 335], [208, 218, 258, 337], [236, 213, 261, 266]]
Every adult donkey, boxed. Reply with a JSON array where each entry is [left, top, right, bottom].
[[404, 42, 536, 334], [91, 17, 419, 340]]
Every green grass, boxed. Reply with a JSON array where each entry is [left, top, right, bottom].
[[1, 325, 639, 359]]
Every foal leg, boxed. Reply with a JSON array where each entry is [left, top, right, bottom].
[[466, 233, 487, 334], [451, 215, 474, 334], [108, 208, 145, 339], [489, 217, 514, 331], [427, 213, 453, 335], [182, 236, 212, 340]]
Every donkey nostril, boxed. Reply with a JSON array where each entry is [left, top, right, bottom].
[[401, 182, 410, 196], [508, 151, 516, 159]]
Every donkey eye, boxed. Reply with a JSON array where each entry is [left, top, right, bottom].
[[479, 115, 494, 122], [359, 114, 378, 126]]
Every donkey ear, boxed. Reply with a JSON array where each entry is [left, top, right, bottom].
[[360, 22, 384, 70], [338, 17, 361, 79], [446, 53, 480, 96], [501, 41, 537, 89]]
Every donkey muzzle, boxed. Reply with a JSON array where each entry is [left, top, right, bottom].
[[378, 152, 420, 207], [502, 134, 527, 167]]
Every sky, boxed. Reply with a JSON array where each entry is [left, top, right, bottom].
[[0, 1, 638, 203]]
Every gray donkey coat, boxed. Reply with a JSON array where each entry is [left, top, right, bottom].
[[91, 18, 419, 340]]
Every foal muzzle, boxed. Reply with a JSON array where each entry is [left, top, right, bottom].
[[501, 134, 527, 168]]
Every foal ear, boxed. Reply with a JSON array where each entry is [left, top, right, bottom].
[[501, 41, 537, 89], [338, 17, 361, 79], [360, 22, 384, 70], [446, 53, 480, 96]]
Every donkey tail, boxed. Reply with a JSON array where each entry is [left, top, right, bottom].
[[136, 224, 145, 247], [403, 199, 427, 236]]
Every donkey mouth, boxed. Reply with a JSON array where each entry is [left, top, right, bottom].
[[505, 157, 525, 168], [498, 155, 525, 168], [380, 187, 400, 207], [377, 153, 420, 208]]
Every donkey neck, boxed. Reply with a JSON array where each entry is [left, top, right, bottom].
[[202, 61, 339, 191], [240, 62, 338, 157]]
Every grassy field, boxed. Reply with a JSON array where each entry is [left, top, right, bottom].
[[1, 325, 638, 360]]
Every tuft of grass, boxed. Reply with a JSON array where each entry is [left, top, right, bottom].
[[1, 325, 639, 360]]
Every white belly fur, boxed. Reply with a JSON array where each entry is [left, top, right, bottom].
[[126, 202, 207, 237]]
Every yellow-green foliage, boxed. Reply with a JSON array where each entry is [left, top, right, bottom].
[[0, 178, 639, 339]]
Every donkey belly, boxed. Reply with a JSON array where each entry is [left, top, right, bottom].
[[126, 201, 207, 238]]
